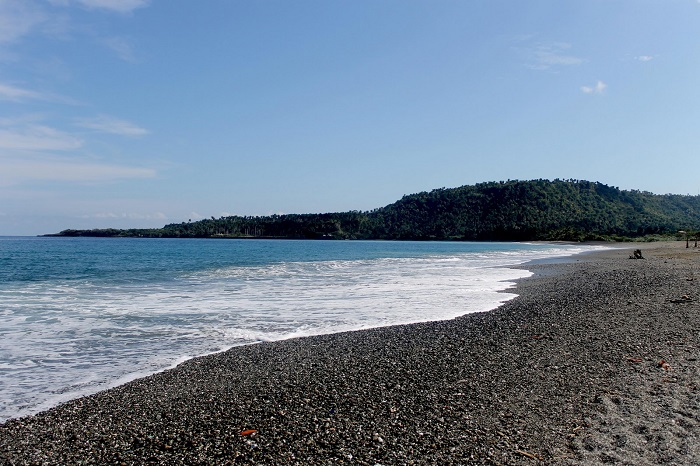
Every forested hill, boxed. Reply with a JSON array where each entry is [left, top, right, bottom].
[[49, 180, 700, 241]]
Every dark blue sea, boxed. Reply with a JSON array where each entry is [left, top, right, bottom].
[[0, 237, 604, 421]]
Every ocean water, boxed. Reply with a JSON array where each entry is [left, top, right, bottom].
[[0, 237, 603, 422]]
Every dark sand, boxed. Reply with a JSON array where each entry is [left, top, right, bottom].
[[1, 242, 699, 465]]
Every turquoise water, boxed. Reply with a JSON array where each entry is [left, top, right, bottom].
[[0, 237, 603, 421]]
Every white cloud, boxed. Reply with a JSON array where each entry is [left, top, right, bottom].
[[0, 0, 46, 43], [76, 114, 149, 136], [581, 80, 607, 95], [0, 125, 83, 151], [635, 55, 655, 62]]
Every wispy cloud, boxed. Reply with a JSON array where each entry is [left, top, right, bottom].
[[0, 0, 46, 44], [635, 55, 655, 62], [0, 82, 45, 101], [80, 0, 149, 13], [519, 41, 585, 71], [76, 114, 149, 136], [0, 1, 154, 191], [49, 0, 149, 14], [0, 120, 156, 186], [0, 125, 83, 151], [1, 0, 149, 47], [532, 42, 584, 69], [581, 80, 607, 95], [0, 155, 155, 186], [103, 36, 137, 62], [0, 114, 47, 126], [0, 81, 82, 105], [82, 211, 167, 220]]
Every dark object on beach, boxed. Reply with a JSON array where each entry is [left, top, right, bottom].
[[516, 449, 542, 460], [670, 295, 693, 303], [629, 249, 644, 259]]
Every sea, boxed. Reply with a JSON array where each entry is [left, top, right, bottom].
[[0, 237, 604, 422]]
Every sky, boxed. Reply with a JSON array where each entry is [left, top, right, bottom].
[[1, 0, 700, 235]]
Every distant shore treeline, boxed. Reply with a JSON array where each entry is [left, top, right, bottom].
[[47, 179, 700, 241]]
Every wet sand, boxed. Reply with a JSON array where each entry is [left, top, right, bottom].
[[1, 242, 698, 465]]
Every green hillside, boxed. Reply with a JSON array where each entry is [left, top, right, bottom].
[[49, 179, 700, 241]]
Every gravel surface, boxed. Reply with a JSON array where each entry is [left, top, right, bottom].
[[1, 242, 699, 465]]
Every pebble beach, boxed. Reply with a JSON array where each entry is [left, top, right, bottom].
[[1, 242, 699, 465]]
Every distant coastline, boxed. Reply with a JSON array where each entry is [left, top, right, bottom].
[[44, 179, 700, 242]]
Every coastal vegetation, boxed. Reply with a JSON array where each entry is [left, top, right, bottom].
[[48, 179, 700, 241]]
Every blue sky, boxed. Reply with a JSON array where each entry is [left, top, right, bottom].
[[1, 0, 699, 235]]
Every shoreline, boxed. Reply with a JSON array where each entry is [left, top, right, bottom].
[[1, 242, 699, 464], [0, 241, 588, 424]]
